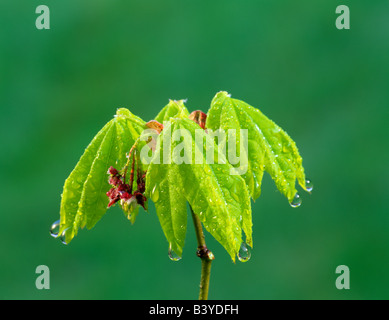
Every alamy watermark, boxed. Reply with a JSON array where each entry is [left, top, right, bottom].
[[335, 5, 350, 30], [335, 265, 350, 290], [35, 265, 50, 289], [34, 5, 351, 33], [35, 5, 50, 30], [138, 125, 249, 175]]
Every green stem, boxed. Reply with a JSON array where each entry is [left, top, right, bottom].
[[190, 205, 214, 300]]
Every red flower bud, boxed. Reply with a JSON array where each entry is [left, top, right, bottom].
[[107, 166, 119, 176], [189, 110, 207, 129], [109, 176, 121, 186], [120, 192, 132, 200]]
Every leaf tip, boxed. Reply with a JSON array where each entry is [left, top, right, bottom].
[[115, 108, 133, 118], [214, 91, 231, 99]]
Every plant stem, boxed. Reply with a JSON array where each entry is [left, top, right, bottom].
[[190, 205, 214, 300]]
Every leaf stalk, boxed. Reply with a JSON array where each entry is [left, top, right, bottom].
[[190, 205, 214, 300]]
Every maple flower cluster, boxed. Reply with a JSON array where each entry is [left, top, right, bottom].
[[106, 166, 147, 212]]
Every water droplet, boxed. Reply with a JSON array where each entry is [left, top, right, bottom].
[[290, 193, 302, 208], [60, 228, 70, 245], [50, 220, 60, 238], [168, 244, 181, 261], [305, 178, 313, 193], [238, 242, 251, 262], [151, 184, 159, 202]]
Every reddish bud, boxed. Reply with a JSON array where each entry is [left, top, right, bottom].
[[109, 176, 121, 186], [145, 120, 164, 133], [108, 198, 119, 208], [120, 192, 132, 200], [107, 166, 119, 176], [134, 192, 147, 210], [117, 183, 129, 192], [189, 110, 207, 129]]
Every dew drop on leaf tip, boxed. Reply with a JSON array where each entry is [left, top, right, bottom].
[[238, 242, 252, 262], [168, 244, 182, 262], [50, 220, 60, 238], [305, 178, 313, 193], [289, 193, 302, 208], [60, 228, 70, 245]]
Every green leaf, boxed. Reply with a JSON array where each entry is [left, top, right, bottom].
[[146, 118, 252, 261], [146, 160, 188, 258], [207, 91, 307, 202], [154, 99, 190, 123], [58, 108, 145, 244], [58, 120, 113, 242]]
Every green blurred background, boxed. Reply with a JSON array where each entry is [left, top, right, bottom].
[[1, 0, 388, 299]]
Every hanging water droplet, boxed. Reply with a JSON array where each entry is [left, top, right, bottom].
[[305, 178, 313, 193], [238, 242, 251, 262], [60, 228, 70, 245], [290, 193, 302, 208], [151, 184, 159, 202], [168, 244, 182, 261], [50, 220, 60, 238]]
